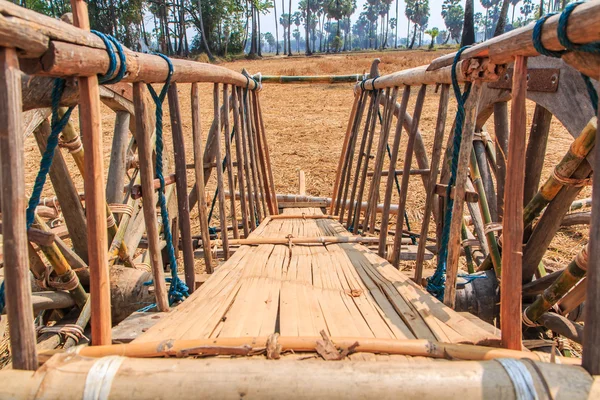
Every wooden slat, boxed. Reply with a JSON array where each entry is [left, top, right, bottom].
[[500, 56, 527, 351], [0, 46, 38, 370], [213, 83, 230, 260], [222, 84, 239, 239]]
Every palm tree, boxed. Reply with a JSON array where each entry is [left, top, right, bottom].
[[288, 0, 293, 54], [425, 26, 439, 49], [273, 0, 280, 54]]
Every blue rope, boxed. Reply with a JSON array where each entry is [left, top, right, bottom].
[[0, 281, 5, 313], [91, 31, 127, 84], [26, 79, 74, 230], [533, 2, 599, 112], [146, 53, 189, 305], [427, 47, 472, 301]]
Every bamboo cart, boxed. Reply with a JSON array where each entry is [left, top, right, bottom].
[[0, 0, 600, 398]]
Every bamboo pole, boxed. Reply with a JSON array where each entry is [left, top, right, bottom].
[[253, 91, 278, 215], [256, 94, 279, 213], [524, 244, 587, 323], [132, 82, 169, 312], [213, 83, 230, 259], [231, 87, 250, 237], [391, 85, 427, 267], [443, 81, 483, 307], [523, 105, 552, 207], [472, 138, 497, 222], [364, 87, 398, 233], [493, 102, 509, 221], [500, 55, 528, 351], [583, 102, 600, 375], [221, 84, 239, 240], [106, 111, 130, 205], [257, 74, 364, 84], [168, 83, 196, 293], [415, 84, 449, 283], [244, 88, 263, 222], [246, 88, 268, 220], [378, 87, 411, 256], [191, 83, 214, 274], [238, 87, 257, 231], [0, 46, 37, 370], [70, 0, 111, 345]]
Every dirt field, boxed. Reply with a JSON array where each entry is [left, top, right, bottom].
[[22, 49, 590, 274]]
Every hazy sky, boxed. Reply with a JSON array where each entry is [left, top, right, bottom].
[[258, 0, 494, 38]]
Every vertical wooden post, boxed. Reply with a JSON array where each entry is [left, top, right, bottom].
[[106, 111, 131, 205], [255, 94, 279, 213], [70, 0, 111, 345], [222, 85, 239, 239], [0, 47, 38, 370], [523, 105, 552, 206], [133, 83, 170, 312], [415, 84, 450, 283], [168, 83, 196, 293], [500, 56, 528, 351], [443, 80, 483, 308], [582, 102, 600, 374], [191, 83, 214, 273], [214, 84, 230, 259], [244, 89, 265, 222], [231, 87, 250, 237], [378, 87, 411, 256], [247, 93, 268, 219], [238, 87, 257, 230], [331, 94, 360, 215], [391, 85, 427, 267], [493, 102, 509, 222]]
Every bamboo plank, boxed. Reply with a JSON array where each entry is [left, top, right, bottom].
[[501, 56, 528, 351], [0, 46, 38, 370]]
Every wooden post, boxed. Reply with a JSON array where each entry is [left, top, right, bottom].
[[106, 111, 130, 205], [231, 87, 250, 237], [255, 94, 279, 213], [70, 0, 111, 345], [191, 83, 214, 273], [214, 84, 230, 259], [0, 46, 38, 370], [391, 84, 427, 267], [132, 82, 169, 312], [331, 93, 360, 215], [168, 83, 196, 293], [244, 88, 265, 222], [415, 84, 449, 283], [238, 87, 257, 230], [443, 81, 483, 308], [493, 102, 509, 221], [582, 102, 600, 374], [222, 85, 239, 239], [253, 92, 278, 215], [247, 92, 268, 219], [500, 56, 528, 351], [378, 87, 411, 256], [523, 105, 552, 206]]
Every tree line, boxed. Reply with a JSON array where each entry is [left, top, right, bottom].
[[15, 0, 575, 58]]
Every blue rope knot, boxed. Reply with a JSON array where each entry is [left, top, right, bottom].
[[427, 46, 472, 301], [146, 53, 189, 305], [91, 30, 127, 84]]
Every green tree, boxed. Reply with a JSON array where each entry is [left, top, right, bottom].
[[441, 0, 464, 44], [425, 26, 439, 49], [405, 0, 429, 49]]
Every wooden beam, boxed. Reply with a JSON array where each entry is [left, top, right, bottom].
[[106, 111, 130, 204], [70, 0, 111, 346], [132, 82, 169, 312], [500, 55, 528, 351], [583, 94, 600, 375], [0, 46, 38, 370], [493, 102, 509, 222]]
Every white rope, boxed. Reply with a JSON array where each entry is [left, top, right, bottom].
[[496, 358, 539, 400], [83, 356, 125, 400]]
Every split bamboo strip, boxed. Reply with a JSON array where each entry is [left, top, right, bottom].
[[493, 102, 509, 221], [364, 87, 398, 233], [0, 46, 37, 370], [106, 111, 130, 205], [443, 81, 483, 308], [247, 87, 268, 220], [472, 138, 497, 222], [391, 85, 426, 267], [231, 88, 250, 237], [524, 244, 587, 323], [523, 105, 553, 207], [244, 87, 264, 223], [132, 83, 169, 312], [221, 85, 239, 240], [583, 103, 600, 375], [191, 83, 213, 274], [331, 93, 360, 215], [168, 83, 196, 292], [500, 55, 528, 351], [428, 0, 600, 69], [253, 91, 278, 215], [378, 87, 411, 256], [214, 84, 230, 259], [70, 0, 111, 345], [415, 84, 449, 283]]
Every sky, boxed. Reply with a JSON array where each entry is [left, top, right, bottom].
[[257, 0, 494, 39]]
